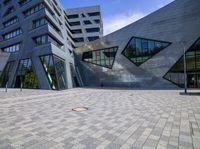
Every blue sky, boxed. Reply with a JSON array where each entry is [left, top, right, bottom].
[[60, 0, 174, 35]]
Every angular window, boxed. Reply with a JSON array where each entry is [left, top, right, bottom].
[[88, 36, 99, 42], [88, 12, 100, 17], [86, 28, 100, 33], [72, 37, 84, 43], [33, 34, 63, 49], [83, 20, 92, 25], [71, 29, 82, 34], [33, 18, 47, 28], [13, 59, 38, 89], [67, 14, 79, 19], [3, 0, 11, 5], [94, 19, 100, 24], [164, 38, 200, 88], [68, 21, 80, 26], [0, 61, 15, 87], [3, 28, 22, 40], [40, 55, 67, 90], [23, 3, 44, 17], [2, 43, 21, 53], [18, 0, 32, 6], [82, 47, 118, 69], [3, 16, 18, 28], [122, 37, 171, 66], [4, 6, 15, 17]]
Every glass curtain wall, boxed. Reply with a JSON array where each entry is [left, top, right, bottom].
[[164, 38, 200, 88], [13, 59, 38, 88], [0, 61, 15, 87], [40, 54, 67, 90]]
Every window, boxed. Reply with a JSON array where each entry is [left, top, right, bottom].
[[33, 18, 47, 28], [72, 38, 84, 43], [94, 19, 100, 24], [13, 59, 38, 88], [83, 20, 92, 25], [88, 36, 99, 42], [67, 14, 79, 19], [86, 28, 100, 33], [122, 37, 171, 66], [0, 61, 15, 87], [88, 12, 100, 16], [3, 0, 11, 5], [4, 6, 15, 17], [3, 28, 22, 40], [18, 0, 32, 6], [82, 47, 118, 69], [40, 55, 67, 90], [68, 21, 80, 26], [23, 3, 44, 17], [164, 38, 200, 88], [71, 29, 82, 34], [3, 17, 18, 28], [34, 34, 63, 49], [2, 43, 21, 53]]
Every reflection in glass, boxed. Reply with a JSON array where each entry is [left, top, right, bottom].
[[40, 54, 67, 90], [164, 38, 200, 88], [0, 61, 15, 87], [82, 47, 118, 69], [13, 59, 38, 88], [122, 37, 171, 66]]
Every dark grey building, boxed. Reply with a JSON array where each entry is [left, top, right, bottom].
[[0, 0, 102, 90], [74, 0, 200, 89]]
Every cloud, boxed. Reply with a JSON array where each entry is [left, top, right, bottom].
[[103, 11, 145, 35], [103, 0, 175, 35]]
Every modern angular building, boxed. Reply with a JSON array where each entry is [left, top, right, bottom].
[[66, 6, 103, 48], [0, 0, 102, 90], [74, 0, 200, 89]]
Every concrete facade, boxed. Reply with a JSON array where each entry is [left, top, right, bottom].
[[0, 0, 102, 90], [66, 6, 103, 48], [74, 0, 200, 89]]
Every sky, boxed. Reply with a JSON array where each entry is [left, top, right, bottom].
[[60, 0, 174, 35]]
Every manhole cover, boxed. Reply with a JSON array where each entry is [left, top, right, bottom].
[[72, 107, 88, 112]]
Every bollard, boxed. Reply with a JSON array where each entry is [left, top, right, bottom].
[[5, 82, 8, 92], [20, 82, 23, 92]]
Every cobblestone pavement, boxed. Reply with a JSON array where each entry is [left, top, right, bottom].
[[0, 88, 200, 149]]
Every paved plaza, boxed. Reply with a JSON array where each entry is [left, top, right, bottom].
[[0, 88, 200, 149]]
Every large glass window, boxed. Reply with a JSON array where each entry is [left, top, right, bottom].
[[122, 37, 171, 66], [40, 55, 67, 90], [82, 47, 118, 69], [0, 61, 15, 87], [164, 38, 200, 88], [13, 59, 38, 89]]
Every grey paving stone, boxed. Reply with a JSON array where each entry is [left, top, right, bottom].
[[0, 88, 199, 149]]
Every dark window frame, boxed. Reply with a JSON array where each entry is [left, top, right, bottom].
[[82, 46, 118, 69], [122, 36, 171, 66], [163, 37, 200, 88]]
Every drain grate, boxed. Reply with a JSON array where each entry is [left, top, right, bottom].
[[72, 107, 88, 112]]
